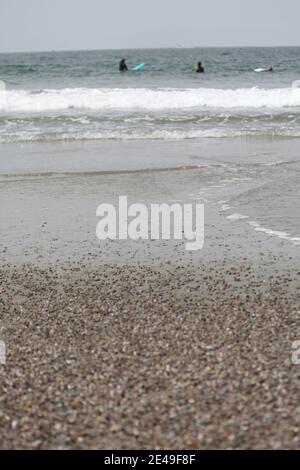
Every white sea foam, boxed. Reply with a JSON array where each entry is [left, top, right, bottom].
[[247, 221, 300, 245], [1, 126, 299, 144], [224, 212, 300, 246], [227, 213, 249, 221], [1, 86, 300, 113], [0, 128, 259, 144], [220, 204, 234, 212]]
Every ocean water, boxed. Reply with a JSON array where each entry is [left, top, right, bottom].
[[1, 47, 300, 143], [0, 48, 300, 252]]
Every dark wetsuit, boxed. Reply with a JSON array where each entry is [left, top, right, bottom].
[[195, 63, 205, 73], [119, 59, 128, 72]]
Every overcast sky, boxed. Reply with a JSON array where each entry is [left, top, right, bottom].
[[0, 0, 299, 53]]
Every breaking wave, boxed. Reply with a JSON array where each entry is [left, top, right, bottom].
[[1, 86, 300, 112]]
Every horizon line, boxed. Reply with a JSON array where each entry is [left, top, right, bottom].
[[0, 45, 300, 55]]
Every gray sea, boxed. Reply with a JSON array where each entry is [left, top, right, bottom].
[[0, 47, 300, 142]]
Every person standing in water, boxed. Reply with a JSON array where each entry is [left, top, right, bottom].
[[193, 62, 205, 73], [119, 58, 128, 72]]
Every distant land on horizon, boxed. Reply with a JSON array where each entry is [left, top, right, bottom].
[[1, 44, 300, 55]]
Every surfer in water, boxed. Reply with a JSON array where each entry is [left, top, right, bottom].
[[119, 58, 128, 72], [193, 62, 205, 73]]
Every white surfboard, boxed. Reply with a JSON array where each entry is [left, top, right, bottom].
[[0, 80, 6, 91], [254, 67, 273, 73]]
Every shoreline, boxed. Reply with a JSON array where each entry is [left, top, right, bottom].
[[1, 136, 299, 267], [0, 135, 299, 449]]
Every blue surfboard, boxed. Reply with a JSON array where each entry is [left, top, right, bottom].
[[132, 63, 145, 71]]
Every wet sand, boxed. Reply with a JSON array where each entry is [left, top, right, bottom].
[[0, 139, 300, 449]]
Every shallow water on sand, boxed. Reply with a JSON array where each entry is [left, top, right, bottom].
[[0, 137, 299, 265]]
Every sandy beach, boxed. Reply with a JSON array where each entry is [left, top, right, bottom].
[[1, 258, 300, 449]]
